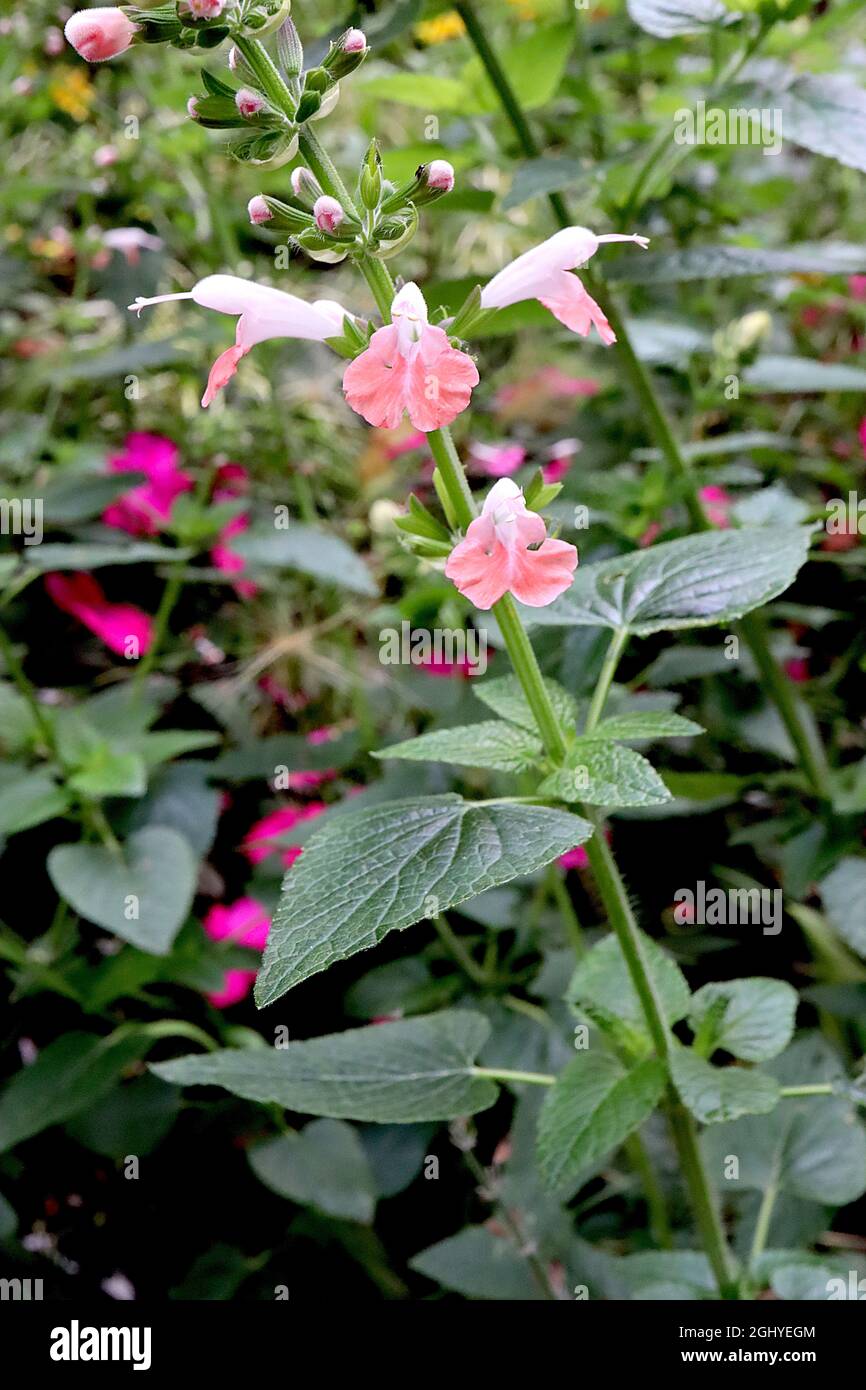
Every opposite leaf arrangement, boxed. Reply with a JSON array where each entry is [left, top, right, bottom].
[[13, 0, 859, 1303]]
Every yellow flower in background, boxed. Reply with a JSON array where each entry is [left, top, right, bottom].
[[414, 11, 466, 44], [48, 66, 94, 121]]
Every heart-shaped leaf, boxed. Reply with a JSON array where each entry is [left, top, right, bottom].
[[48, 827, 197, 956]]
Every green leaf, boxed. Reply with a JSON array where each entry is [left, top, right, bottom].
[[537, 1054, 666, 1192], [232, 522, 376, 596], [0, 683, 37, 754], [39, 470, 147, 525], [256, 795, 592, 1005], [567, 933, 691, 1038], [47, 827, 197, 955], [373, 721, 543, 773], [689, 978, 798, 1062], [67, 747, 147, 799], [502, 156, 591, 212], [152, 1011, 498, 1122], [540, 740, 671, 808], [362, 73, 466, 111], [819, 858, 866, 957], [0, 1030, 149, 1153], [627, 0, 741, 37], [26, 542, 190, 570], [591, 711, 704, 741], [744, 356, 866, 393], [670, 1045, 780, 1124], [66, 1073, 179, 1158], [703, 1035, 866, 1205], [462, 22, 574, 114], [248, 1121, 377, 1224], [410, 1226, 546, 1300], [473, 674, 578, 733], [742, 72, 866, 175], [613, 243, 866, 285], [0, 770, 70, 835], [522, 529, 812, 636]]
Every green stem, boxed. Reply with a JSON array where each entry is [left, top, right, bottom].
[[472, 1066, 555, 1086], [547, 864, 586, 957], [0, 621, 56, 752], [747, 1174, 779, 1272], [779, 1083, 835, 1098], [432, 914, 489, 986], [625, 1132, 673, 1250], [492, 596, 568, 761], [583, 627, 627, 734], [738, 610, 831, 799], [133, 567, 184, 691], [455, 0, 831, 803], [425, 424, 476, 529]]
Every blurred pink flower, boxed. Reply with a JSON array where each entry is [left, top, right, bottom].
[[560, 826, 611, 870], [343, 283, 479, 431], [495, 367, 599, 412], [45, 572, 153, 656], [699, 484, 732, 529], [470, 442, 526, 478], [204, 896, 271, 951], [784, 657, 809, 683], [242, 801, 329, 867], [445, 477, 577, 609], [849, 275, 866, 301], [102, 432, 193, 536], [207, 968, 257, 1009], [420, 656, 475, 678], [209, 462, 257, 596], [101, 227, 163, 265], [542, 437, 580, 484]]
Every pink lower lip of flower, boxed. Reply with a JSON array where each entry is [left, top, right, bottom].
[[102, 431, 193, 536], [343, 283, 479, 432], [45, 572, 154, 656], [207, 967, 257, 1009], [248, 195, 272, 225], [203, 897, 271, 951], [444, 476, 578, 610], [235, 88, 266, 118], [64, 8, 138, 62], [313, 195, 345, 234]]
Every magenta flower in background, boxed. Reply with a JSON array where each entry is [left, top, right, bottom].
[[208, 462, 258, 598], [470, 441, 526, 478], [445, 477, 578, 609], [202, 897, 271, 1008], [699, 484, 732, 529], [542, 437, 580, 484], [242, 801, 329, 867], [45, 572, 153, 656], [343, 283, 479, 431], [102, 432, 193, 536]]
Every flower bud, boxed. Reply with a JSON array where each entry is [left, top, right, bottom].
[[290, 166, 322, 207], [182, 0, 225, 18], [186, 96, 200, 118], [344, 29, 367, 54], [313, 195, 345, 235], [323, 27, 369, 79], [64, 7, 138, 63], [235, 87, 267, 118], [247, 195, 273, 225], [426, 160, 455, 193]]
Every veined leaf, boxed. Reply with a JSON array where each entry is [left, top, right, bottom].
[[567, 933, 691, 1037], [374, 720, 543, 773], [153, 1011, 498, 1123], [670, 1044, 780, 1124], [740, 72, 866, 176], [590, 711, 704, 741], [689, 978, 798, 1062], [473, 674, 578, 733], [537, 1054, 666, 1192], [521, 529, 812, 636], [257, 795, 592, 1004], [539, 740, 671, 808]]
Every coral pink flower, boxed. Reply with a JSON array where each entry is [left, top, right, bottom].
[[64, 8, 138, 62], [343, 283, 479, 431], [481, 226, 648, 344], [242, 802, 329, 867], [700, 484, 732, 529], [470, 442, 526, 478], [102, 432, 193, 536], [204, 897, 271, 951], [445, 477, 577, 609], [45, 572, 153, 656], [130, 275, 350, 408]]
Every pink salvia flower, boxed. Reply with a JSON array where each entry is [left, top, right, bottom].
[[470, 442, 526, 478], [313, 195, 344, 234], [45, 572, 153, 656], [445, 477, 578, 609], [481, 226, 649, 344], [248, 195, 272, 225], [700, 484, 732, 529], [343, 283, 479, 431], [129, 275, 349, 407], [102, 432, 193, 536], [235, 88, 266, 118], [64, 8, 138, 62]]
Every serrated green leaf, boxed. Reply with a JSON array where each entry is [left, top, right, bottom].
[[248, 1121, 377, 1224], [537, 1054, 665, 1192], [152, 1011, 498, 1122], [540, 740, 671, 809], [670, 1044, 780, 1124], [373, 721, 543, 773], [473, 674, 578, 733], [256, 795, 592, 1004], [689, 978, 798, 1062], [522, 529, 811, 636], [567, 933, 691, 1038], [590, 712, 704, 741]]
